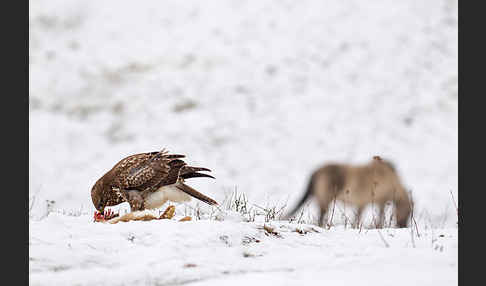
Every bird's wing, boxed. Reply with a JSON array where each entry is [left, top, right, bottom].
[[111, 151, 159, 177], [156, 159, 187, 187], [117, 150, 187, 191]]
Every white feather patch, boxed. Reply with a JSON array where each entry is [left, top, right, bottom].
[[144, 185, 191, 209]]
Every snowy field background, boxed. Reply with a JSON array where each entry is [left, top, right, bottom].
[[30, 211, 457, 286], [29, 0, 458, 285]]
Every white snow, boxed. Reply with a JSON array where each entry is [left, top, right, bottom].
[[29, 0, 458, 285], [29, 211, 457, 286]]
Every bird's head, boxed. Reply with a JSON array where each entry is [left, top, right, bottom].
[[91, 179, 107, 212]]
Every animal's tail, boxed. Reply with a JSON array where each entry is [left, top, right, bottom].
[[181, 166, 215, 180], [284, 173, 315, 219], [176, 183, 218, 206]]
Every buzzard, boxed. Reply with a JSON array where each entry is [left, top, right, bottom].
[[91, 149, 218, 217]]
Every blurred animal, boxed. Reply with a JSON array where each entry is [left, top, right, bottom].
[[91, 149, 218, 215], [285, 156, 411, 228]]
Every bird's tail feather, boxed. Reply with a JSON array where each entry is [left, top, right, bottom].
[[180, 166, 214, 180], [182, 166, 211, 173], [182, 172, 215, 179], [176, 183, 218, 206]]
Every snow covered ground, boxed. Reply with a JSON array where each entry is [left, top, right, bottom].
[[29, 0, 458, 285], [30, 209, 457, 286]]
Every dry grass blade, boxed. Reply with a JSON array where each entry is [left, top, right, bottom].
[[377, 229, 390, 248], [449, 190, 458, 216], [261, 224, 282, 238], [253, 203, 287, 223]]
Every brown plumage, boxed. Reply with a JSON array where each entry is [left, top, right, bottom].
[[91, 149, 218, 213]]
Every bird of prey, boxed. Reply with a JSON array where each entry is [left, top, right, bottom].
[[91, 149, 218, 217]]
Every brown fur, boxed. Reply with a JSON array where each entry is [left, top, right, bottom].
[[101, 205, 177, 224], [285, 156, 411, 228]]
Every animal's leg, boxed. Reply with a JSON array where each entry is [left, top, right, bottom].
[[353, 206, 364, 229], [318, 208, 327, 227], [317, 195, 333, 227], [316, 192, 334, 227], [125, 190, 144, 211], [376, 203, 385, 229], [395, 194, 412, 228]]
